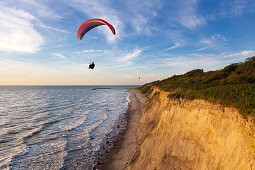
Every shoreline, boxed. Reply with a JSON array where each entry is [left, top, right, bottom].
[[95, 89, 146, 170]]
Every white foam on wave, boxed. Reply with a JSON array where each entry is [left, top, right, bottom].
[[9, 138, 67, 170], [116, 91, 130, 112], [126, 92, 131, 103], [0, 141, 26, 169], [60, 111, 89, 131], [0, 126, 45, 169], [1, 125, 44, 169]]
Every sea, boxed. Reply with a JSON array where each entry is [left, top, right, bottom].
[[0, 85, 138, 170]]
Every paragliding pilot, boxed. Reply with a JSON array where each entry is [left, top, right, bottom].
[[77, 19, 115, 70], [89, 61, 95, 69]]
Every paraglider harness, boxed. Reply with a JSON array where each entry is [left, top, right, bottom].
[[89, 61, 95, 69]]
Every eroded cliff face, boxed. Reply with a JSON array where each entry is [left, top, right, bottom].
[[128, 88, 255, 170]]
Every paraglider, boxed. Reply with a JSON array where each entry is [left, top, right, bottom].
[[77, 19, 116, 69], [77, 19, 115, 40], [89, 61, 95, 69]]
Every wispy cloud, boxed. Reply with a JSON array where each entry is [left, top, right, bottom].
[[83, 49, 104, 53], [33, 24, 74, 34], [124, 0, 162, 35], [220, 50, 255, 61], [208, 0, 255, 20], [1, 0, 61, 19], [176, 0, 205, 29], [201, 34, 226, 45], [195, 34, 227, 51], [0, 0, 69, 53], [165, 43, 181, 51], [240, 50, 255, 56], [52, 52, 66, 59], [231, 0, 247, 16], [118, 49, 142, 62], [0, 5, 44, 53]]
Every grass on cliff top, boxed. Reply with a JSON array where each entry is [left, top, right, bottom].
[[141, 56, 255, 116]]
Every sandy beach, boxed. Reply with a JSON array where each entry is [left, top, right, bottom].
[[95, 89, 146, 170]]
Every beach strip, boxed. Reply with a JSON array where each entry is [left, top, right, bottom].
[[95, 89, 146, 170]]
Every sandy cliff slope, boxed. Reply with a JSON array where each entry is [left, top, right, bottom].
[[128, 88, 255, 170]]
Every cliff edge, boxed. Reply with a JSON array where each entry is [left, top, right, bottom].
[[128, 86, 255, 170]]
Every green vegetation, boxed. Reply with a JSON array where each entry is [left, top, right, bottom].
[[140, 84, 154, 97], [141, 56, 255, 116]]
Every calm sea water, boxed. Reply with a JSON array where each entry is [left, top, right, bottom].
[[0, 85, 138, 170]]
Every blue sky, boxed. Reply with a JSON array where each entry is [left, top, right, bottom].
[[0, 0, 255, 85]]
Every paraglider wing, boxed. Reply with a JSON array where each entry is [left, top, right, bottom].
[[77, 19, 115, 40]]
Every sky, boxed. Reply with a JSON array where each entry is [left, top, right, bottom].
[[0, 0, 255, 85]]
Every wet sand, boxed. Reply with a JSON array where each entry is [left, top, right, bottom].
[[95, 89, 146, 170]]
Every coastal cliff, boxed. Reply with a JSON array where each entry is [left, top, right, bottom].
[[128, 86, 255, 170]]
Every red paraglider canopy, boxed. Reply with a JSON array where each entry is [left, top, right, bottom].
[[77, 19, 115, 40]]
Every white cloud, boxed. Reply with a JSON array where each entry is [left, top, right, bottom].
[[33, 24, 73, 34], [118, 49, 142, 62], [176, 0, 205, 29], [195, 46, 210, 52], [83, 49, 104, 53], [209, 0, 255, 20], [0, 0, 68, 53], [131, 15, 150, 34], [220, 50, 255, 61], [52, 52, 66, 59], [201, 34, 226, 45], [165, 43, 181, 51], [240, 50, 255, 56], [231, 0, 247, 15], [73, 49, 112, 59], [1, 0, 61, 19], [195, 34, 227, 51], [124, 0, 161, 35], [0, 6, 44, 53]]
